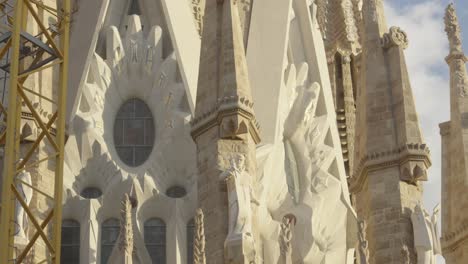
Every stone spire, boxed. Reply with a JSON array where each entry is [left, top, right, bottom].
[[440, 4, 468, 263], [191, 0, 260, 263], [192, 0, 260, 143], [350, 0, 431, 263]]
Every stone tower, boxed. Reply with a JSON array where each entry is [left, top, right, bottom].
[[349, 0, 431, 263], [191, 0, 260, 263], [440, 3, 468, 263]]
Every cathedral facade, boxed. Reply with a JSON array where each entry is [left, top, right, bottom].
[[3, 0, 468, 263]]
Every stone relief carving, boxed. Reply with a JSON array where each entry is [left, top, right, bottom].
[[381, 26, 409, 50], [191, 0, 204, 37], [445, 3, 463, 53], [194, 208, 206, 264], [62, 13, 194, 263], [410, 203, 441, 264], [119, 194, 134, 254], [454, 61, 468, 97], [357, 220, 369, 264], [14, 165, 33, 246], [342, 0, 359, 43], [401, 244, 410, 264], [315, 0, 329, 39], [279, 216, 293, 264], [220, 153, 256, 262]]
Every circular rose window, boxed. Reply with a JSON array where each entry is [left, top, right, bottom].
[[114, 98, 155, 167]]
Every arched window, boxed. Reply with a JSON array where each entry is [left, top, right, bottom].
[[144, 218, 166, 264], [101, 218, 120, 264], [187, 218, 195, 264], [114, 98, 155, 167], [61, 219, 80, 264]]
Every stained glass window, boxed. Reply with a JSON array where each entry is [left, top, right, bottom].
[[101, 218, 120, 264], [187, 218, 195, 264], [114, 98, 154, 167], [61, 219, 80, 264], [144, 218, 166, 264]]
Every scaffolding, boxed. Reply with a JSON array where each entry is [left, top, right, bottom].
[[0, 0, 70, 263]]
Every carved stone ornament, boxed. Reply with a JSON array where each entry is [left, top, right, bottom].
[[401, 244, 410, 264], [119, 194, 134, 255], [381, 26, 409, 50], [455, 69, 468, 97], [315, 0, 329, 39], [445, 3, 463, 53], [357, 220, 369, 264], [191, 0, 204, 37], [194, 208, 206, 264], [342, 0, 359, 43], [279, 216, 293, 264], [14, 167, 33, 246]]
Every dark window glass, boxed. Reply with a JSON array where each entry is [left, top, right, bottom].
[[187, 218, 195, 264], [101, 218, 120, 264], [114, 98, 154, 167], [144, 218, 166, 264], [61, 219, 80, 264], [80, 187, 102, 199], [165, 186, 187, 198]]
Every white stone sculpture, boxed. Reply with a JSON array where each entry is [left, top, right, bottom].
[[220, 153, 256, 262], [194, 208, 206, 264], [411, 203, 441, 264], [279, 216, 293, 264], [14, 165, 33, 246], [402, 244, 410, 264]]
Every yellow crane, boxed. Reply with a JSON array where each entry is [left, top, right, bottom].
[[0, 0, 70, 263]]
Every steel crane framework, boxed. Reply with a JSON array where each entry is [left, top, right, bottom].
[[0, 0, 70, 263]]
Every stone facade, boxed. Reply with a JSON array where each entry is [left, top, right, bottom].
[[0, 0, 458, 263]]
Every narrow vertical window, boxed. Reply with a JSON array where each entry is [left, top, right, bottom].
[[61, 219, 80, 264], [187, 218, 195, 264], [144, 218, 166, 264], [101, 218, 120, 264]]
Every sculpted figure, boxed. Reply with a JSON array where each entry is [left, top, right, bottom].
[[357, 220, 369, 264], [411, 203, 441, 264], [220, 154, 256, 262], [14, 165, 33, 245]]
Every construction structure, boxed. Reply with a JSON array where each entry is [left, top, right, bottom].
[[0, 0, 70, 263]]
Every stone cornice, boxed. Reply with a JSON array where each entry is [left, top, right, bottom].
[[190, 96, 261, 144], [439, 121, 451, 136], [445, 52, 468, 64], [442, 220, 468, 253], [349, 143, 431, 193]]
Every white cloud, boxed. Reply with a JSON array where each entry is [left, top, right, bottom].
[[385, 1, 449, 263]]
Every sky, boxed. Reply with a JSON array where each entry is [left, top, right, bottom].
[[383, 0, 468, 263]]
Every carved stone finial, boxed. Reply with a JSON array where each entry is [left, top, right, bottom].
[[194, 208, 206, 264], [119, 194, 134, 255], [381, 26, 409, 50], [445, 3, 463, 53], [279, 216, 293, 264]]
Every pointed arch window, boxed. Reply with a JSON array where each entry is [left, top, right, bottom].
[[101, 218, 120, 264], [187, 218, 195, 264], [144, 218, 166, 264], [61, 219, 80, 264]]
